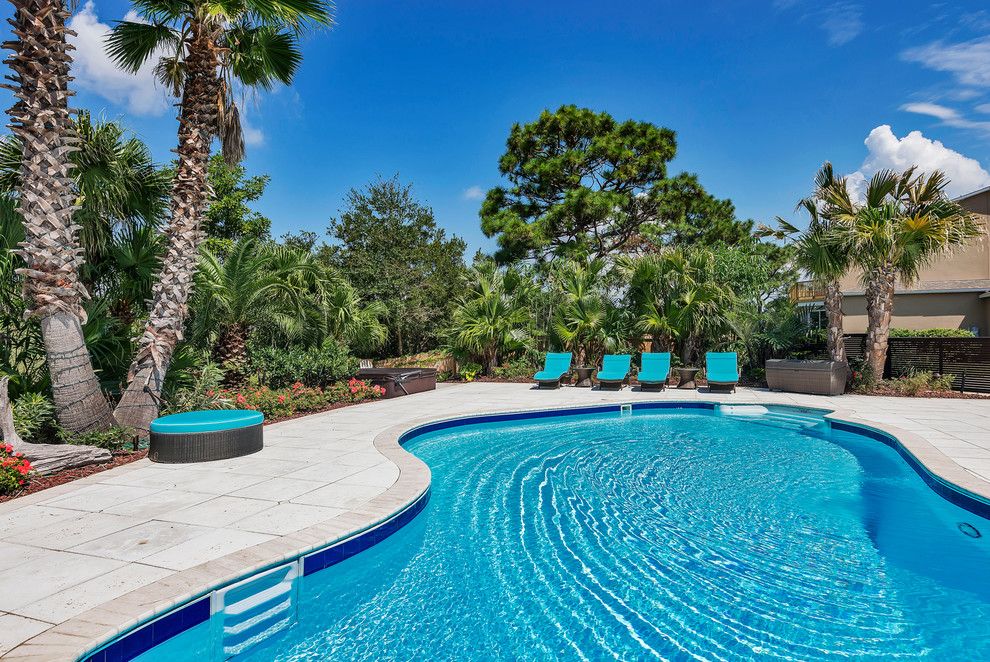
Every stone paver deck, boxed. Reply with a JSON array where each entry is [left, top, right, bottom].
[[3, 383, 990, 659]]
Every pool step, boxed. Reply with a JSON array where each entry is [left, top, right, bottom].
[[212, 560, 300, 659], [720, 405, 826, 432]]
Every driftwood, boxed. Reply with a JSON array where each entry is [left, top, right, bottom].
[[0, 377, 111, 475]]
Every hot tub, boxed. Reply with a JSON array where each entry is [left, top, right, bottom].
[[356, 367, 437, 399]]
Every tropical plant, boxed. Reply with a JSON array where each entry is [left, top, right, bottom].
[[3, 7, 120, 433], [760, 163, 852, 363], [189, 239, 319, 373], [448, 262, 532, 374], [623, 248, 735, 365], [827, 168, 981, 382], [247, 340, 357, 388], [107, 0, 333, 434], [550, 259, 631, 367]]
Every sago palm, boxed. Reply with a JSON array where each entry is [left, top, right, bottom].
[[828, 168, 981, 381], [190, 239, 317, 373], [108, 0, 332, 433]]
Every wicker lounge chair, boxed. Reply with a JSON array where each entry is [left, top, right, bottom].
[[705, 352, 739, 393], [149, 410, 264, 463], [637, 352, 671, 391], [533, 353, 573, 389], [596, 354, 631, 390]]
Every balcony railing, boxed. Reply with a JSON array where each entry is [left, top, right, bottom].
[[790, 282, 826, 303]]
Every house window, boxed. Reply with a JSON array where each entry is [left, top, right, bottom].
[[801, 304, 827, 329]]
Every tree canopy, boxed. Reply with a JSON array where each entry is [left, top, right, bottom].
[[327, 176, 467, 355], [203, 154, 273, 255], [480, 105, 753, 263]]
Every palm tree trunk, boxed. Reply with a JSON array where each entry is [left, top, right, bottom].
[[863, 267, 896, 383], [2, 0, 115, 433], [823, 279, 845, 363], [114, 24, 219, 436]]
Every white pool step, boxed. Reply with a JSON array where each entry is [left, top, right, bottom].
[[720, 405, 826, 431]]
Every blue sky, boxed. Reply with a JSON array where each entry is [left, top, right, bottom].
[[13, 0, 990, 253]]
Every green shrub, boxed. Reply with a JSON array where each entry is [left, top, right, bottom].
[[164, 362, 231, 414], [12, 392, 54, 442], [889, 328, 975, 338], [889, 371, 955, 395], [215, 379, 384, 420], [458, 361, 482, 382], [492, 356, 538, 379], [248, 340, 357, 388], [61, 426, 134, 452]]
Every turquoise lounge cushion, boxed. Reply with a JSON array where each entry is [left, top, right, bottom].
[[534, 352, 572, 381], [150, 409, 264, 434], [596, 354, 631, 381], [705, 352, 739, 382], [638, 352, 671, 382]]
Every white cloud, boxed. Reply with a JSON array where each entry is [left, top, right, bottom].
[[976, 103, 990, 114], [68, 2, 169, 115], [775, 1, 863, 47], [821, 2, 863, 46], [901, 101, 990, 135], [462, 185, 485, 201], [846, 125, 990, 200], [902, 36, 990, 88]]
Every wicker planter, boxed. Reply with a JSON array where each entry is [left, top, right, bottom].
[[766, 359, 847, 396]]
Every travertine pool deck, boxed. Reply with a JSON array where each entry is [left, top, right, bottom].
[[2, 383, 990, 659]]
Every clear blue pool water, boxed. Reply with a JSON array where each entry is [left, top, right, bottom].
[[138, 408, 990, 660]]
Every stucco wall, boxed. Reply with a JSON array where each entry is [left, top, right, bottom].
[[837, 189, 990, 291], [840, 292, 987, 335]]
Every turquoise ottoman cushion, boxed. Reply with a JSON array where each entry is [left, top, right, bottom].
[[150, 409, 264, 434]]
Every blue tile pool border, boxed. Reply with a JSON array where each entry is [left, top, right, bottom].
[[77, 399, 990, 661]]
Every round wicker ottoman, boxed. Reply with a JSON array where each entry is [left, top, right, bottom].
[[149, 410, 264, 463]]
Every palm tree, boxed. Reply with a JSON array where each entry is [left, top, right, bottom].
[[0, 7, 169, 432], [190, 239, 318, 374], [760, 163, 852, 363], [828, 168, 981, 381], [551, 259, 626, 367], [449, 262, 531, 374], [107, 0, 332, 433], [623, 248, 734, 365]]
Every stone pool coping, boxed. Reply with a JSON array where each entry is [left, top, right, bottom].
[[7, 389, 990, 660]]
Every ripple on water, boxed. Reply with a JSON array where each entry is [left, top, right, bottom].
[[235, 411, 990, 662]]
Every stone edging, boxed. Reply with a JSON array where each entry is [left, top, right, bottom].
[[9, 400, 989, 660]]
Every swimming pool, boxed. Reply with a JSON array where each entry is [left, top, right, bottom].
[[130, 404, 990, 660]]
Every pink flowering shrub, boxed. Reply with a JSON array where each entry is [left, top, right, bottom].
[[214, 379, 384, 420], [0, 443, 32, 495]]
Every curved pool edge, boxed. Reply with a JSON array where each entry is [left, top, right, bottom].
[[15, 422, 432, 662], [19, 398, 988, 661]]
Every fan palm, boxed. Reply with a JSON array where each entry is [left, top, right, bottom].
[[449, 263, 531, 374], [760, 163, 852, 363], [107, 0, 332, 433], [551, 259, 623, 367], [828, 168, 981, 381], [623, 248, 734, 365]]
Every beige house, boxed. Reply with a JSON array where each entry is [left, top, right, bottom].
[[792, 185, 990, 336]]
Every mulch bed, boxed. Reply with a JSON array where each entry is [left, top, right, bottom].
[[857, 386, 990, 399], [0, 449, 148, 504]]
